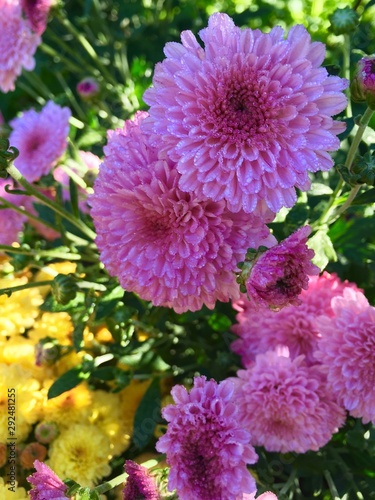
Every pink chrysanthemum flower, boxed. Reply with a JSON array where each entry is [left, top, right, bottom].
[[9, 101, 71, 182], [243, 493, 278, 500], [122, 460, 160, 500], [315, 288, 375, 424], [90, 112, 272, 313], [232, 272, 360, 367], [156, 376, 258, 500], [27, 459, 69, 500], [0, 0, 41, 93], [243, 226, 319, 311], [0, 178, 28, 246], [76, 77, 100, 99], [21, 0, 52, 35], [143, 13, 348, 214], [235, 349, 345, 453]]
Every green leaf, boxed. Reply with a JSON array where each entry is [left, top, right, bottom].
[[73, 321, 85, 352], [309, 230, 337, 271], [208, 312, 232, 332], [133, 377, 161, 449], [309, 183, 334, 196], [351, 187, 375, 205], [47, 367, 83, 399], [69, 176, 80, 218]]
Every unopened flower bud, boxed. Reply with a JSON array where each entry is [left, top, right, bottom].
[[51, 273, 78, 305], [20, 442, 47, 469], [329, 7, 359, 36], [351, 56, 375, 109], [76, 77, 100, 99], [35, 421, 59, 444], [35, 337, 61, 366], [351, 152, 375, 186]]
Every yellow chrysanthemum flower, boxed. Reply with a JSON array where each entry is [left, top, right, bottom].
[[0, 364, 43, 442], [42, 381, 92, 427], [89, 390, 128, 457], [0, 336, 52, 381], [47, 423, 111, 487], [0, 478, 28, 500], [0, 277, 43, 337], [119, 379, 152, 443], [28, 311, 73, 345]]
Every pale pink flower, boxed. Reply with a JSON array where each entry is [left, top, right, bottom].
[[0, 0, 41, 93], [27, 460, 69, 499], [235, 349, 346, 453], [21, 0, 52, 35], [143, 13, 348, 214], [232, 272, 360, 367], [9, 101, 71, 182], [90, 112, 272, 313], [242, 493, 278, 500], [76, 77, 100, 99], [0, 178, 27, 246], [156, 376, 258, 500], [122, 460, 160, 500], [315, 288, 375, 424], [244, 226, 319, 311]]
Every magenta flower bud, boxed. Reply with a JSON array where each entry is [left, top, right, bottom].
[[21, 0, 52, 36], [76, 77, 100, 99], [243, 225, 320, 311], [122, 460, 160, 500], [351, 56, 375, 109], [35, 421, 59, 444]]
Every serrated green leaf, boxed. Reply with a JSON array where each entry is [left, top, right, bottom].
[[47, 367, 83, 399], [133, 377, 161, 449], [309, 230, 337, 271]]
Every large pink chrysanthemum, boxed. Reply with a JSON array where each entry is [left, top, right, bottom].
[[143, 13, 347, 214], [315, 288, 375, 424], [243, 226, 319, 310], [0, 178, 28, 246], [0, 0, 41, 93], [9, 101, 71, 182], [90, 112, 272, 313], [231, 272, 360, 367], [235, 349, 345, 453], [27, 460, 69, 500], [156, 376, 258, 500]]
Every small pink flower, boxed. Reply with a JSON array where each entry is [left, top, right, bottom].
[[9, 101, 71, 182], [122, 460, 160, 500], [235, 349, 346, 453], [156, 376, 258, 500], [27, 460, 69, 500], [0, 0, 41, 93], [143, 13, 348, 214], [76, 77, 100, 99], [242, 492, 278, 500], [243, 226, 319, 311], [315, 288, 375, 424], [21, 0, 52, 35], [0, 178, 28, 246]]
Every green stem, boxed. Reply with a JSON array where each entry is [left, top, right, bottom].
[[55, 72, 87, 122], [0, 280, 54, 297], [39, 43, 85, 75], [316, 107, 374, 227], [17, 82, 45, 105], [0, 245, 81, 260], [55, 13, 117, 86], [6, 163, 96, 241], [0, 196, 59, 232], [323, 470, 340, 499], [278, 468, 297, 495], [343, 34, 352, 118]]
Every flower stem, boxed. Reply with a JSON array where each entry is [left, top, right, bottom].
[[316, 106, 374, 227], [0, 245, 81, 261], [343, 33, 352, 118], [0, 280, 54, 297], [6, 163, 96, 241], [323, 470, 340, 499]]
